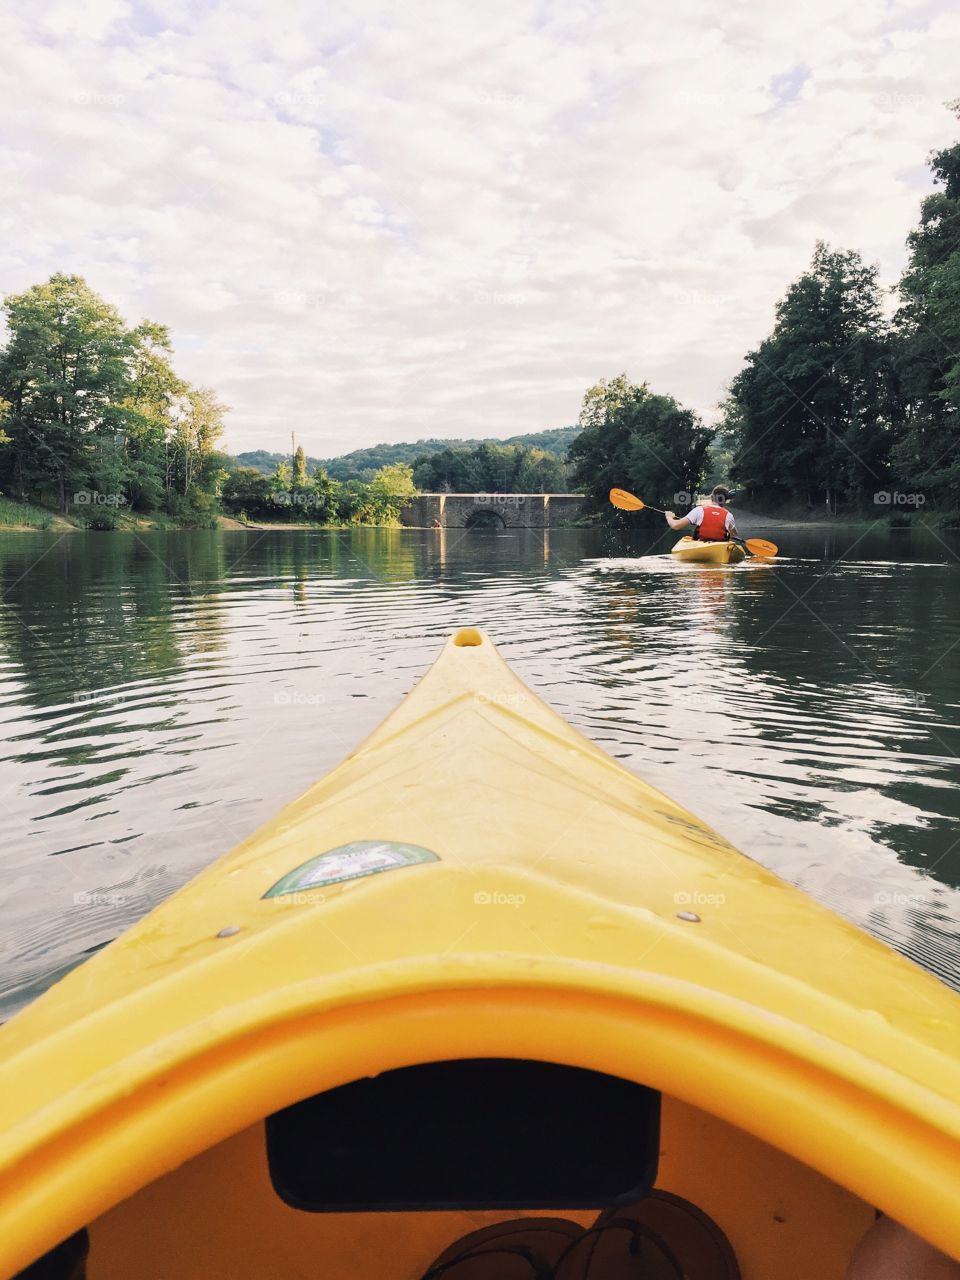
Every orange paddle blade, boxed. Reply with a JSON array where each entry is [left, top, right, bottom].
[[609, 488, 644, 511], [744, 537, 779, 557]]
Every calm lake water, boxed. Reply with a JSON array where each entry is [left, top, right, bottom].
[[1, 521, 959, 1018]]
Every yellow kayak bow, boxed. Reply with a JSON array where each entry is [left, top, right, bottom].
[[0, 629, 957, 1277]]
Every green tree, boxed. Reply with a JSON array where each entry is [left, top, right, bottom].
[[568, 375, 713, 518], [725, 243, 893, 512], [221, 466, 274, 519], [303, 467, 340, 522], [349, 463, 417, 524], [891, 101, 960, 508], [168, 386, 226, 498], [412, 442, 570, 492], [0, 274, 135, 510], [121, 321, 185, 511], [293, 444, 307, 486]]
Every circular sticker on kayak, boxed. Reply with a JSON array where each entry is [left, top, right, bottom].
[[263, 840, 440, 898]]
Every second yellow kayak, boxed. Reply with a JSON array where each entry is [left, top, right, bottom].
[[671, 536, 745, 564]]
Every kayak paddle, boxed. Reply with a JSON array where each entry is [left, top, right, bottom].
[[609, 488, 779, 557], [609, 487, 666, 514], [732, 534, 779, 558]]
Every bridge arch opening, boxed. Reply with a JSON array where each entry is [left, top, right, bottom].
[[464, 508, 507, 530]]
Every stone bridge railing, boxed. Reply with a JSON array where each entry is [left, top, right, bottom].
[[399, 493, 584, 529]]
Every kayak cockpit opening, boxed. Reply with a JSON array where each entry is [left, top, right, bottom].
[[266, 1059, 660, 1212]]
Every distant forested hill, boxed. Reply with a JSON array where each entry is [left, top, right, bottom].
[[234, 426, 580, 482]]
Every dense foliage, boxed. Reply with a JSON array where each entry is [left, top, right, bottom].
[[235, 426, 580, 483], [0, 274, 227, 526], [724, 243, 893, 514], [569, 376, 714, 519], [724, 103, 960, 515], [412, 441, 569, 492], [219, 459, 417, 525]]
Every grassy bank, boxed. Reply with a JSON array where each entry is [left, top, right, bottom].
[[0, 498, 406, 533], [0, 498, 224, 533], [0, 497, 63, 531]]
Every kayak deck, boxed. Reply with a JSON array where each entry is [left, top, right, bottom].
[[671, 536, 746, 563], [1, 629, 958, 1276]]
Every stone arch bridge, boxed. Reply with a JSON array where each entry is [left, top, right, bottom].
[[399, 493, 584, 529]]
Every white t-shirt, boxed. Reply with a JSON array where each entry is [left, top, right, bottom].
[[686, 506, 735, 533]]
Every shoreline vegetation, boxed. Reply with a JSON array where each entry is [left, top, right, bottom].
[[0, 492, 953, 535], [2, 111, 957, 536]]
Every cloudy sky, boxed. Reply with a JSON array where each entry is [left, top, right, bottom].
[[1, 0, 957, 455]]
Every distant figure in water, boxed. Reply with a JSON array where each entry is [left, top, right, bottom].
[[664, 485, 737, 542], [846, 1218, 960, 1279]]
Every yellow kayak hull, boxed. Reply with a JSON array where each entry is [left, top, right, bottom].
[[1, 629, 958, 1277], [671, 536, 746, 563]]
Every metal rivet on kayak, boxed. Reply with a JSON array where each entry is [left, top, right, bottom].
[[676, 911, 701, 923], [217, 925, 241, 938]]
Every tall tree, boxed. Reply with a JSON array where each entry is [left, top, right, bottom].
[[168, 386, 227, 499], [891, 101, 960, 507], [568, 375, 713, 518], [0, 274, 134, 510], [122, 321, 185, 511], [726, 243, 893, 512]]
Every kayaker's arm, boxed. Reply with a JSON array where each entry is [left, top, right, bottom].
[[664, 511, 692, 531]]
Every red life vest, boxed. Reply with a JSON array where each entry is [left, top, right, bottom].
[[696, 503, 729, 541]]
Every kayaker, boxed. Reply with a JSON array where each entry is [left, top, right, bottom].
[[664, 486, 737, 541]]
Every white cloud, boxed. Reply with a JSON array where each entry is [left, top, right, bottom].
[[0, 0, 957, 453]]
